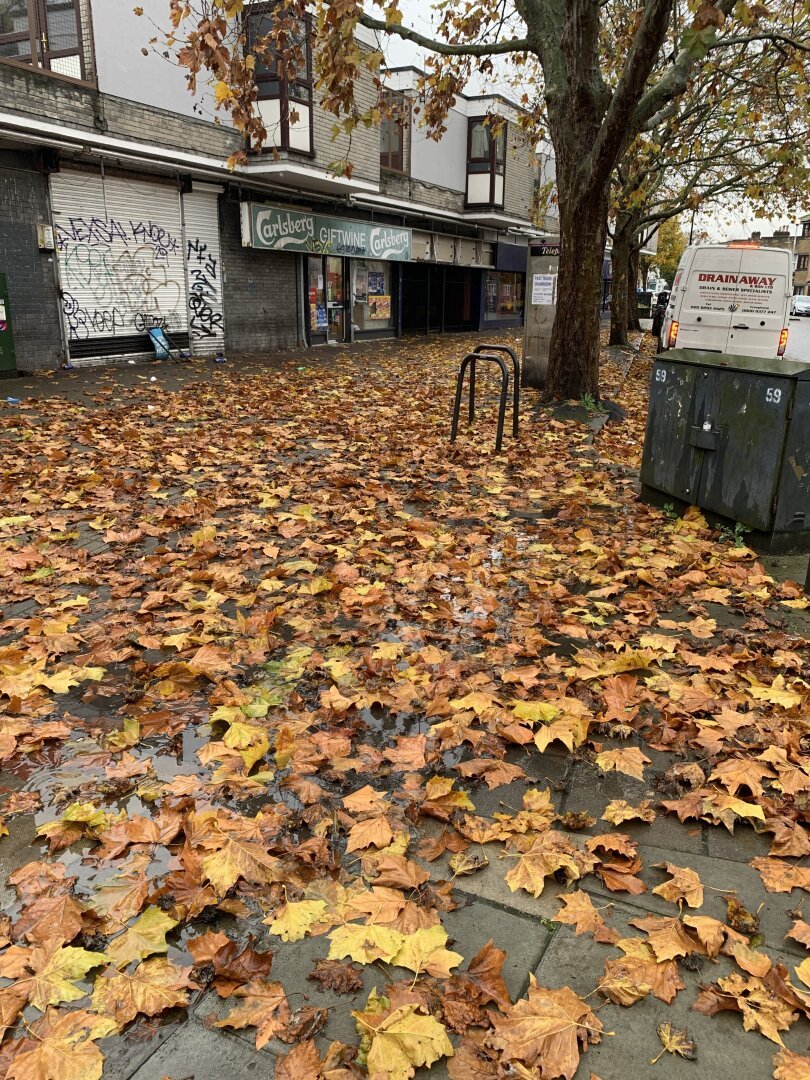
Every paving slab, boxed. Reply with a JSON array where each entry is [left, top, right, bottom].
[[533, 911, 810, 1080], [127, 1021, 275, 1080], [194, 897, 551, 1063], [707, 820, 772, 863], [580, 840, 806, 959], [561, 761, 706, 857]]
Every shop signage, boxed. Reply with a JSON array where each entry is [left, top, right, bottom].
[[531, 243, 561, 257], [241, 203, 412, 262]]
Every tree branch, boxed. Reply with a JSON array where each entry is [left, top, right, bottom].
[[709, 31, 810, 53], [355, 11, 529, 57]]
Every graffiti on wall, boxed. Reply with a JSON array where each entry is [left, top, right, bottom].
[[186, 237, 224, 340], [55, 217, 184, 341]]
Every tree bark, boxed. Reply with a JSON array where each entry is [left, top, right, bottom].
[[539, 187, 609, 400], [627, 246, 642, 331], [609, 228, 631, 347]]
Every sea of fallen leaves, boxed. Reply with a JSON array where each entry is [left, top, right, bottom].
[[0, 331, 808, 1080]]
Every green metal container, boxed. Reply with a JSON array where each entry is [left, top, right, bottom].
[[640, 349, 810, 553]]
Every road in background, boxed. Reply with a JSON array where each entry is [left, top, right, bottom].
[[786, 316, 810, 363]]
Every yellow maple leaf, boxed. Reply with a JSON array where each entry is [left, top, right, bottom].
[[264, 901, 328, 943], [91, 957, 192, 1025], [390, 925, 462, 978], [355, 1003, 453, 1079], [328, 923, 404, 965], [595, 747, 651, 780], [106, 908, 177, 968], [5, 1009, 116, 1080]]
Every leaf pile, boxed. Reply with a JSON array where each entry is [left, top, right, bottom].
[[0, 332, 808, 1077]]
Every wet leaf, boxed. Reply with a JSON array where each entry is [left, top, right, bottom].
[[354, 1002, 453, 1079], [91, 957, 193, 1025], [650, 1020, 696, 1064]]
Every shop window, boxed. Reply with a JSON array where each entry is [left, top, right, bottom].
[[380, 91, 407, 174], [0, 0, 85, 80], [352, 260, 394, 332], [797, 254, 809, 271], [246, 4, 313, 154], [484, 271, 525, 321], [466, 118, 506, 208]]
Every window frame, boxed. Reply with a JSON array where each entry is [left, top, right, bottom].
[[379, 90, 408, 175], [0, 0, 86, 82], [245, 3, 315, 157], [802, 223, 810, 238], [466, 116, 507, 209], [797, 253, 809, 271]]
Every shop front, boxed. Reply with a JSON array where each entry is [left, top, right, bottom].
[[241, 203, 410, 345], [483, 242, 528, 330]]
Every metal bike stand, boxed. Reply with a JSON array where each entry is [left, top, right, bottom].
[[450, 352, 513, 452], [474, 343, 520, 438]]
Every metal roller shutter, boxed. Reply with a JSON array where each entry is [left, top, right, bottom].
[[182, 186, 225, 355], [51, 169, 188, 360]]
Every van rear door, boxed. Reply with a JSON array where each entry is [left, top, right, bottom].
[[725, 249, 788, 358], [676, 247, 743, 352]]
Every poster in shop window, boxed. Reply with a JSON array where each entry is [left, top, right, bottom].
[[368, 295, 391, 320], [368, 271, 386, 296], [355, 268, 369, 303]]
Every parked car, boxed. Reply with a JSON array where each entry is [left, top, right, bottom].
[[791, 295, 810, 317], [659, 243, 792, 358], [650, 291, 670, 337]]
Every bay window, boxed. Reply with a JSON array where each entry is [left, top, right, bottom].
[[246, 5, 313, 154], [0, 0, 85, 80], [466, 118, 506, 208], [380, 90, 407, 173]]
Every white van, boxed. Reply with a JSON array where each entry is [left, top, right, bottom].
[[659, 244, 792, 358]]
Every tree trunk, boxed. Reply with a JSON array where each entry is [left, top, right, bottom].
[[540, 187, 609, 400], [609, 229, 631, 347], [627, 246, 641, 331]]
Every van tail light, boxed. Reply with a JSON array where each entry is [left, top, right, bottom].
[[777, 328, 789, 356], [668, 321, 679, 348]]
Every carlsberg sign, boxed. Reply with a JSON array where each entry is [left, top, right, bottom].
[[241, 203, 411, 262]]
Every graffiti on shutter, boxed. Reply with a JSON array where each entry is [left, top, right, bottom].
[[56, 219, 185, 340], [183, 189, 225, 353], [186, 236, 223, 342], [51, 173, 187, 348]]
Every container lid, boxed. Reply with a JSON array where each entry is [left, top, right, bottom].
[[655, 349, 810, 380]]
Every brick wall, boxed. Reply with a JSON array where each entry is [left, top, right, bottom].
[[503, 125, 535, 221], [0, 150, 64, 372], [0, 61, 240, 161], [220, 199, 301, 352], [310, 54, 380, 184]]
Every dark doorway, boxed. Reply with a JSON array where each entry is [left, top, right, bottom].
[[401, 264, 480, 334]]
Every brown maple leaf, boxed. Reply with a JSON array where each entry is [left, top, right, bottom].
[[307, 959, 364, 995]]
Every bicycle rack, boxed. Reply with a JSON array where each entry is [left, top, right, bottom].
[[450, 347, 519, 453], [474, 344, 520, 438]]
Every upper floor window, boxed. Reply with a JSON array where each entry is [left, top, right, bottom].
[[380, 91, 408, 173], [466, 118, 506, 208], [246, 5, 313, 155], [803, 222, 810, 238], [0, 0, 85, 80], [798, 253, 809, 271]]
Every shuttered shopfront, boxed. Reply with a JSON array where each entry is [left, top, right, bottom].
[[182, 185, 225, 355], [51, 169, 190, 360]]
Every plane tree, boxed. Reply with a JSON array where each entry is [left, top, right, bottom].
[[160, 0, 810, 398]]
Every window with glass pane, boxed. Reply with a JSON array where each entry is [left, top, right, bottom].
[[246, 3, 313, 153], [466, 117, 506, 207], [484, 271, 525, 320], [0, 0, 83, 78], [379, 91, 406, 172]]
